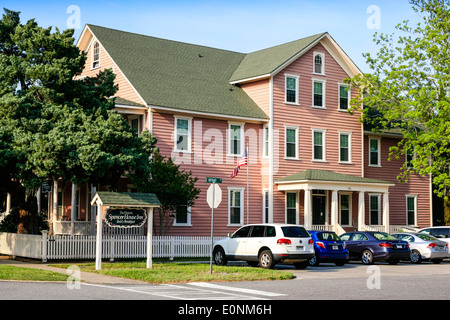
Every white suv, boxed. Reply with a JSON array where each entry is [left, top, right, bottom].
[[213, 223, 315, 269]]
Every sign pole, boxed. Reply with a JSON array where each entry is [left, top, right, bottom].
[[210, 182, 215, 275], [95, 204, 103, 270], [146, 207, 153, 269]]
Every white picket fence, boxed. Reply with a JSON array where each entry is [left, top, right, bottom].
[[0, 232, 226, 261]]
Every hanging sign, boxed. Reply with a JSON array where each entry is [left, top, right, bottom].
[[105, 208, 147, 228]]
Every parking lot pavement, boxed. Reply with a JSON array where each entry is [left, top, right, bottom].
[[279, 260, 450, 280]]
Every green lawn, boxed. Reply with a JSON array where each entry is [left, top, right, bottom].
[[51, 261, 295, 284], [0, 265, 69, 282]]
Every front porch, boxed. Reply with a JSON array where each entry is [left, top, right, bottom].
[[276, 169, 418, 235]]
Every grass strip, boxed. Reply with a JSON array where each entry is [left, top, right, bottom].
[[51, 261, 295, 284], [0, 265, 69, 282]]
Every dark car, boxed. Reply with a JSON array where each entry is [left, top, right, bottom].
[[307, 231, 349, 266], [340, 231, 410, 265]]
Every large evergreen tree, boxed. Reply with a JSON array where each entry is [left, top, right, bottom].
[[0, 9, 157, 233]]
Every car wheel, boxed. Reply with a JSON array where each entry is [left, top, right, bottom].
[[294, 261, 308, 269], [213, 247, 227, 266], [259, 250, 275, 269], [410, 250, 422, 264], [361, 250, 374, 265], [308, 254, 319, 266]]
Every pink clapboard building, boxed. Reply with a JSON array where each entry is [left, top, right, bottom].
[[50, 24, 432, 236]]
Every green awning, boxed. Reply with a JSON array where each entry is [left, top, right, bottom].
[[91, 192, 160, 207], [276, 169, 392, 185]]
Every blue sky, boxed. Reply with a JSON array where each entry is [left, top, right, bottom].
[[2, 0, 424, 73]]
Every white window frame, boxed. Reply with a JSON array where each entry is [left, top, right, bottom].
[[263, 189, 269, 223], [92, 41, 100, 69], [128, 115, 142, 136], [228, 187, 244, 226], [406, 195, 418, 226], [174, 116, 192, 152], [285, 125, 299, 160], [285, 73, 300, 105], [338, 83, 351, 110], [313, 52, 325, 75], [285, 192, 298, 224], [173, 206, 192, 226], [228, 122, 244, 157], [263, 125, 269, 158], [339, 131, 352, 164], [369, 193, 381, 226], [368, 136, 381, 167], [339, 192, 352, 226], [312, 79, 326, 108], [312, 128, 327, 162]]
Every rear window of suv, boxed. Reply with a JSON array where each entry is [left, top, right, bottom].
[[282, 226, 309, 238]]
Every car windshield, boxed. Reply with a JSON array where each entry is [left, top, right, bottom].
[[317, 232, 341, 241], [282, 226, 309, 238], [373, 232, 397, 241], [417, 234, 439, 241]]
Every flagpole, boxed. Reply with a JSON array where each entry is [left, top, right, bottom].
[[246, 143, 249, 225]]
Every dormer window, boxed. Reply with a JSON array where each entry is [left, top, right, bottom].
[[313, 52, 325, 75], [92, 41, 100, 69]]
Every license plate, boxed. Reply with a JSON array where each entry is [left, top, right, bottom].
[[332, 245, 339, 250], [396, 245, 403, 249], [296, 246, 304, 251]]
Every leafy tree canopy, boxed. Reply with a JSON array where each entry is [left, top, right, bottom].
[[347, 0, 450, 200]]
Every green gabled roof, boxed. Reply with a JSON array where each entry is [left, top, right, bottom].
[[276, 169, 392, 185], [229, 33, 327, 83], [92, 192, 160, 207], [87, 25, 269, 120]]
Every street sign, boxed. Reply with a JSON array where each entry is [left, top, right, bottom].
[[207, 184, 222, 209], [206, 177, 222, 184]]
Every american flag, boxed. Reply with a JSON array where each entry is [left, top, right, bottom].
[[231, 148, 248, 179]]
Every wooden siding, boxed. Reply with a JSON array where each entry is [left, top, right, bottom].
[[152, 111, 266, 236], [364, 135, 431, 228], [78, 33, 144, 106], [271, 42, 363, 223]]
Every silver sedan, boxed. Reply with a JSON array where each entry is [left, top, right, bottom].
[[392, 232, 450, 264]]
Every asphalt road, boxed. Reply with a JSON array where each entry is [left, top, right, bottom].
[[2, 260, 450, 303]]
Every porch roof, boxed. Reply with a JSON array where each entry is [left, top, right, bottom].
[[276, 169, 393, 186], [91, 192, 160, 207]]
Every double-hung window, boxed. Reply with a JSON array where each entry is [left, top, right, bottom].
[[263, 126, 269, 158], [174, 206, 191, 226], [285, 74, 299, 104], [340, 193, 351, 226], [313, 79, 326, 108], [92, 41, 100, 69], [369, 194, 381, 225], [369, 137, 381, 166], [339, 132, 352, 163], [229, 188, 244, 225], [286, 192, 297, 224], [285, 126, 299, 159], [339, 84, 350, 110], [406, 195, 417, 226], [313, 52, 325, 75], [174, 117, 191, 152], [312, 129, 326, 161], [229, 123, 243, 156]]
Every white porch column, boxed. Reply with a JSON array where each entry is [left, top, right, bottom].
[[52, 180, 58, 234], [383, 192, 390, 233], [331, 190, 338, 233], [146, 207, 154, 269], [95, 204, 103, 270], [6, 192, 11, 214], [71, 183, 76, 236], [358, 191, 365, 231], [304, 189, 312, 230], [91, 184, 97, 235], [36, 188, 41, 213]]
